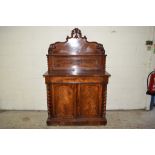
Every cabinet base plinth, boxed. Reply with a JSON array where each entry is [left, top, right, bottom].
[[47, 117, 107, 126]]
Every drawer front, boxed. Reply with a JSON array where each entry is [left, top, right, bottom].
[[49, 76, 105, 83]]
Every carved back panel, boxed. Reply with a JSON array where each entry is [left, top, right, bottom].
[[47, 28, 106, 72]]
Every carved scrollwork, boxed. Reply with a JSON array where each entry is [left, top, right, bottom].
[[71, 28, 82, 38], [103, 85, 107, 116], [97, 43, 104, 52], [48, 43, 56, 53], [48, 28, 105, 54], [46, 84, 53, 118], [66, 28, 87, 40]]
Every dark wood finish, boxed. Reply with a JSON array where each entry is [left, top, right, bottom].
[[78, 84, 102, 117], [52, 84, 76, 118], [43, 28, 110, 125]]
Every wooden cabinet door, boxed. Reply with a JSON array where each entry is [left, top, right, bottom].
[[77, 84, 102, 117], [52, 84, 76, 118]]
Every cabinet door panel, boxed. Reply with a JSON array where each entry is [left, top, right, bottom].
[[52, 84, 76, 118], [78, 84, 102, 117]]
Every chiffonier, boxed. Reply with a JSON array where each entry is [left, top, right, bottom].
[[43, 28, 110, 125]]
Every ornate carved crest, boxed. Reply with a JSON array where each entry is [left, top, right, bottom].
[[71, 28, 82, 38], [66, 28, 87, 40]]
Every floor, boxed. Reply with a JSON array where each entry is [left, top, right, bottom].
[[0, 109, 155, 129]]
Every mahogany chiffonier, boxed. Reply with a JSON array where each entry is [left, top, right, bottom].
[[43, 28, 110, 125]]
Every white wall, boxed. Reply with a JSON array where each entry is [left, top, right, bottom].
[[0, 26, 155, 110]]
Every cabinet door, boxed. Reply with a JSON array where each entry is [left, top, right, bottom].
[[78, 84, 102, 117], [52, 84, 76, 118]]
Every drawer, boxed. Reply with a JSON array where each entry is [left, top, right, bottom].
[[47, 76, 107, 83]]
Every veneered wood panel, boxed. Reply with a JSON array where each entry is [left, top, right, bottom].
[[78, 84, 102, 117], [47, 55, 105, 71], [49, 76, 105, 83], [52, 84, 76, 118]]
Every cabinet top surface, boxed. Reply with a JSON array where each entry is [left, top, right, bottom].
[[43, 70, 111, 77]]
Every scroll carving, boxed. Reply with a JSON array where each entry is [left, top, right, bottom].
[[48, 28, 105, 55], [71, 28, 82, 38]]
